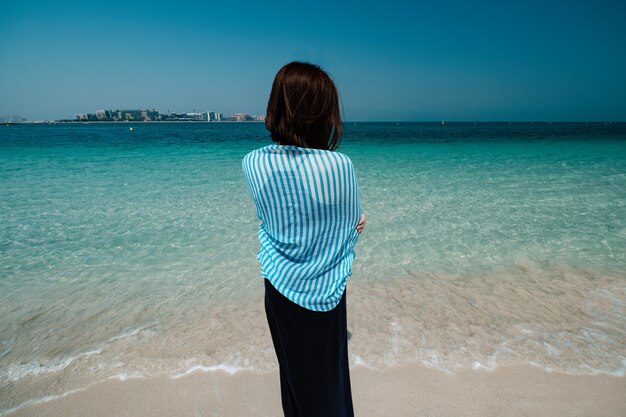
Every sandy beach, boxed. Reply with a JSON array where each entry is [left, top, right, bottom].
[[6, 364, 625, 417]]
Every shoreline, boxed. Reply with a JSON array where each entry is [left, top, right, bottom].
[[5, 363, 625, 417], [2, 268, 624, 414]]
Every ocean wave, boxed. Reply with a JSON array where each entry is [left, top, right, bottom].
[[0, 323, 157, 383]]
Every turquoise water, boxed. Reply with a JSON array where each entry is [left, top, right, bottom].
[[1, 122, 625, 413]]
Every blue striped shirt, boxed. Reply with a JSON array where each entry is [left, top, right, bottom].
[[242, 144, 362, 312]]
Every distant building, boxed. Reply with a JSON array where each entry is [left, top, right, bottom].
[[145, 109, 159, 121], [75, 114, 96, 121], [255, 114, 266, 121], [69, 108, 227, 122], [0, 115, 26, 123], [186, 112, 207, 121], [166, 112, 184, 120], [164, 112, 198, 121], [119, 110, 143, 121], [231, 113, 255, 121]]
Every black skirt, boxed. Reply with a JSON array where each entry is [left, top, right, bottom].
[[264, 278, 355, 417]]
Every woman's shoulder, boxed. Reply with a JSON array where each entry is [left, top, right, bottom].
[[242, 145, 273, 165], [330, 150, 353, 163], [243, 144, 272, 157], [325, 150, 355, 172], [243, 145, 354, 169], [306, 149, 356, 175]]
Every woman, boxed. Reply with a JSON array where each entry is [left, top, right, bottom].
[[242, 61, 365, 417]]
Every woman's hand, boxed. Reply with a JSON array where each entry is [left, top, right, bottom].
[[356, 212, 366, 234]]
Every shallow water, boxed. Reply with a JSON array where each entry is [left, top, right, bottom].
[[1, 122, 625, 413]]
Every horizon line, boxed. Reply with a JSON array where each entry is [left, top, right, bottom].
[[4, 120, 625, 125]]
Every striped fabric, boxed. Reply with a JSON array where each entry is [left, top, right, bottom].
[[242, 144, 362, 311]]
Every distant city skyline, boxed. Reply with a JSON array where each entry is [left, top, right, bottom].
[[67, 108, 265, 123], [1, 1, 625, 122]]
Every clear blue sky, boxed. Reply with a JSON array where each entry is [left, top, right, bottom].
[[1, 0, 625, 121]]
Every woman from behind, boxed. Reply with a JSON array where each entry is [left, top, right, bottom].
[[242, 61, 365, 417]]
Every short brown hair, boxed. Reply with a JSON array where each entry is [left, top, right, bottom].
[[265, 61, 342, 151]]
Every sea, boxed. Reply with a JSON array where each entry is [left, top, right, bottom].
[[1, 122, 625, 414]]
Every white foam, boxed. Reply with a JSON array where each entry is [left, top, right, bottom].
[[470, 354, 498, 372], [170, 363, 252, 379], [0, 323, 157, 383], [111, 371, 145, 381], [1, 347, 103, 382], [0, 385, 89, 417], [543, 341, 561, 356], [350, 354, 371, 368], [106, 324, 155, 343]]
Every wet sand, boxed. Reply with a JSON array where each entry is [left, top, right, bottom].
[[6, 364, 625, 417]]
